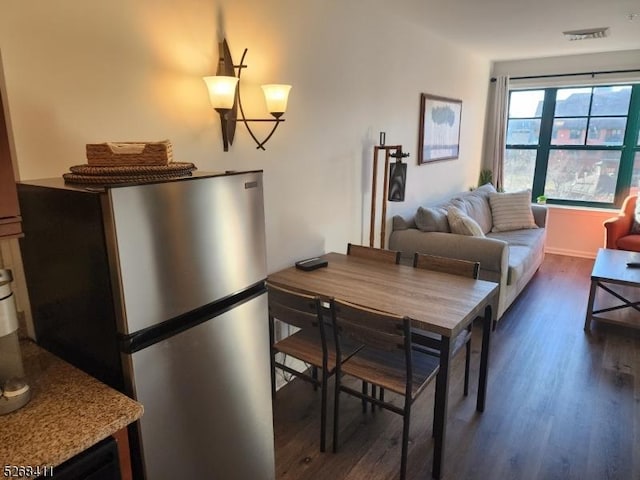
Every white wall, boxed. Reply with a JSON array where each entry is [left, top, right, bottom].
[[0, 0, 490, 274], [544, 206, 614, 259], [492, 50, 640, 258]]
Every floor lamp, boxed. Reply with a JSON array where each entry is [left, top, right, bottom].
[[369, 144, 409, 248]]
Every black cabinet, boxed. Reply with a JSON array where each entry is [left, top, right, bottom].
[[38, 437, 121, 480]]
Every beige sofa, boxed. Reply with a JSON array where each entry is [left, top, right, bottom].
[[389, 184, 547, 325]]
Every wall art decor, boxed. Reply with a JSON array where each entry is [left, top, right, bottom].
[[418, 93, 462, 164]]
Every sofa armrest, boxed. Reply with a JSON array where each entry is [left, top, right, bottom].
[[603, 195, 636, 248], [531, 204, 547, 228], [604, 216, 633, 248]]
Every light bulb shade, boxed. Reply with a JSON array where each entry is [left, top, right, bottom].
[[203, 76, 239, 110], [261, 84, 291, 116]]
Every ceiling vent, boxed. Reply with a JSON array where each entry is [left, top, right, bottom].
[[563, 27, 609, 41]]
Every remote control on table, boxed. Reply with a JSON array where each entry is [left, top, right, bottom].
[[626, 262, 640, 268], [295, 257, 328, 271]]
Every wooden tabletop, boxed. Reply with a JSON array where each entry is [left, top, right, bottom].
[[268, 252, 498, 338], [592, 248, 640, 286]]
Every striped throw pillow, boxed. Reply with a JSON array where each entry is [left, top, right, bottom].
[[489, 190, 538, 232]]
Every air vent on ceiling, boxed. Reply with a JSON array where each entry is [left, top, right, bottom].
[[563, 27, 609, 41]]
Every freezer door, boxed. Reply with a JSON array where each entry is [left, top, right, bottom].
[[105, 172, 267, 334], [128, 293, 275, 480]]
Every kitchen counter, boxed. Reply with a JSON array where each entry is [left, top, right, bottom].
[[0, 340, 143, 479]]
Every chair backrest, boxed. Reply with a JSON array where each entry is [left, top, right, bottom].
[[331, 298, 409, 355], [331, 297, 413, 398], [413, 253, 480, 279], [267, 282, 324, 334], [347, 243, 401, 264]]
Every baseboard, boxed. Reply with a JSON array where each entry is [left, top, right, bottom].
[[545, 247, 596, 259]]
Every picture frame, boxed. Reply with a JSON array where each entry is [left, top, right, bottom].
[[418, 93, 462, 164]]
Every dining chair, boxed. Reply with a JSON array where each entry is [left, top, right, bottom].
[[347, 243, 401, 264], [267, 282, 361, 452], [346, 242, 400, 408], [412, 253, 480, 396], [330, 298, 440, 480]]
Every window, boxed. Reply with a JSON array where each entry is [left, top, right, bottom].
[[504, 84, 640, 207]]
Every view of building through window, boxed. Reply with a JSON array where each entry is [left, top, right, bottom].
[[504, 84, 640, 207]]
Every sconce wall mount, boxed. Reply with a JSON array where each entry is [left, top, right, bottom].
[[204, 38, 291, 151]]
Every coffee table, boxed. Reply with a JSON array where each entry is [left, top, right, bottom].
[[584, 248, 640, 332]]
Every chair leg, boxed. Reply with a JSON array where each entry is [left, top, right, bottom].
[[464, 340, 471, 397], [333, 373, 341, 453], [270, 350, 276, 400], [400, 403, 411, 480], [432, 372, 439, 437], [362, 381, 368, 413], [371, 385, 377, 412], [269, 319, 276, 400], [371, 386, 385, 412], [320, 370, 328, 452]]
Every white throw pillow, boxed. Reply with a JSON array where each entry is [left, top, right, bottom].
[[447, 206, 485, 237], [489, 190, 538, 232]]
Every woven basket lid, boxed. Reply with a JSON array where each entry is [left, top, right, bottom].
[[63, 162, 196, 185]]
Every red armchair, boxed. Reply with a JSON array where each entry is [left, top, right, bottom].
[[604, 195, 640, 251]]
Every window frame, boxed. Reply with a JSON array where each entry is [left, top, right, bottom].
[[505, 83, 640, 209]]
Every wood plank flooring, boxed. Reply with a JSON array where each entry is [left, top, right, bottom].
[[272, 254, 640, 479]]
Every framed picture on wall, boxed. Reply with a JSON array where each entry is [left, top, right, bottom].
[[418, 93, 462, 164]]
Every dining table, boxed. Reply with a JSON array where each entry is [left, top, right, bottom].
[[267, 252, 499, 479]]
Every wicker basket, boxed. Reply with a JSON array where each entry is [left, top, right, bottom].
[[86, 140, 173, 166], [63, 162, 196, 185]]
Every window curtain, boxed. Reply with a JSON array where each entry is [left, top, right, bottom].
[[485, 75, 509, 191]]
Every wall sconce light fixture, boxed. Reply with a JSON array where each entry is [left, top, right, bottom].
[[203, 38, 292, 151]]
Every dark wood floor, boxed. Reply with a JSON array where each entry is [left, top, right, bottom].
[[272, 254, 640, 479]]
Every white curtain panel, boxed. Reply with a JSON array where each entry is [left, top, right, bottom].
[[486, 76, 509, 191]]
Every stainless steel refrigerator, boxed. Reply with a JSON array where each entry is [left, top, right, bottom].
[[18, 171, 275, 480]]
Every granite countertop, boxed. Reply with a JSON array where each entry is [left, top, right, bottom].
[[0, 340, 143, 478]]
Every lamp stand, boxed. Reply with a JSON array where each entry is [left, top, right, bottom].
[[369, 145, 402, 249]]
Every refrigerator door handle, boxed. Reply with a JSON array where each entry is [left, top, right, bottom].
[[119, 281, 266, 354]]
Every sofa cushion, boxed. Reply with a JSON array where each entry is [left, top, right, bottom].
[[415, 206, 450, 232], [447, 206, 485, 237], [488, 228, 546, 285], [472, 182, 498, 201], [450, 184, 495, 234], [504, 245, 541, 286], [617, 234, 640, 251], [489, 190, 538, 232], [393, 215, 417, 231], [487, 228, 546, 248]]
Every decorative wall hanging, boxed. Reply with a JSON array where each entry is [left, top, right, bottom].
[[418, 93, 462, 164]]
